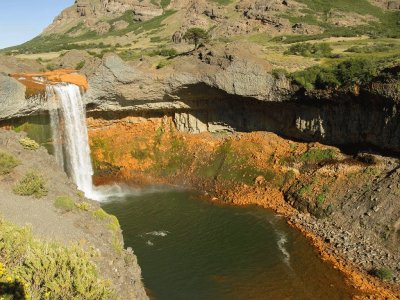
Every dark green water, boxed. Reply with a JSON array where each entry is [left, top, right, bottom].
[[102, 188, 354, 300]]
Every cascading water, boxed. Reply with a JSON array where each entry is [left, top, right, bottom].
[[47, 83, 95, 199]]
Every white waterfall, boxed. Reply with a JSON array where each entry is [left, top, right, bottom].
[[47, 83, 95, 199]]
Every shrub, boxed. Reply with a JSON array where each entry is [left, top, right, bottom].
[[19, 137, 40, 150], [13, 171, 48, 198], [0, 218, 114, 299], [54, 196, 75, 212], [0, 152, 20, 175], [183, 27, 210, 49], [301, 148, 336, 163], [370, 268, 393, 281], [291, 58, 382, 90], [75, 202, 91, 211], [335, 59, 380, 86], [93, 209, 120, 232], [285, 42, 333, 58]]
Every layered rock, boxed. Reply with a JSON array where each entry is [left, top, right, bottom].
[[44, 0, 163, 34]]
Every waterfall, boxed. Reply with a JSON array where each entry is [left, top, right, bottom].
[[47, 83, 95, 199]]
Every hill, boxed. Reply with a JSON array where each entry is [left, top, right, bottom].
[[0, 0, 399, 75]]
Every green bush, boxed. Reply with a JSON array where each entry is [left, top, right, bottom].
[[19, 137, 40, 150], [291, 58, 382, 90], [301, 148, 336, 163], [93, 209, 120, 232], [54, 196, 75, 212], [0, 152, 20, 175], [285, 42, 333, 58], [345, 44, 395, 53], [370, 268, 393, 281], [0, 218, 114, 299], [13, 171, 48, 199], [335, 59, 380, 86]]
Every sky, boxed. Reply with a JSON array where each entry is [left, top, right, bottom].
[[0, 0, 74, 49]]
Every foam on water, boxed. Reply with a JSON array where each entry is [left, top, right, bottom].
[[146, 231, 170, 237], [276, 231, 291, 266]]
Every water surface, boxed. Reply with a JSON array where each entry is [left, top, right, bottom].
[[102, 188, 354, 300]]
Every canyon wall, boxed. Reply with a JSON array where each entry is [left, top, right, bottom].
[[1, 52, 400, 153]]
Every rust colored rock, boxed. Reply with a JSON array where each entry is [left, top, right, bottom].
[[11, 69, 89, 93]]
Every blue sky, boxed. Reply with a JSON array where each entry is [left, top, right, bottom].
[[0, 0, 74, 49]]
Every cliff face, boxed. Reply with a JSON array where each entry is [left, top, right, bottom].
[[44, 0, 164, 34], [1, 50, 400, 153]]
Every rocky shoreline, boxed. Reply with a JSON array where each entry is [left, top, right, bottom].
[[215, 184, 400, 298]]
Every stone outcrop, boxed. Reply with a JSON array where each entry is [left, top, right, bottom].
[[44, 0, 163, 34]]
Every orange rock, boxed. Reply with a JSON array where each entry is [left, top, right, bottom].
[[11, 69, 88, 93]]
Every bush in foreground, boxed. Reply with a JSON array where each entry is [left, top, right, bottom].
[[0, 218, 114, 299], [0, 151, 20, 175], [19, 137, 40, 151], [13, 171, 48, 199], [54, 196, 75, 212]]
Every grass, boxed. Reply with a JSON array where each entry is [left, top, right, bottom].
[[54, 196, 75, 212], [0, 218, 114, 299], [3, 10, 176, 54], [13, 171, 48, 199], [285, 42, 333, 58], [0, 152, 20, 175]]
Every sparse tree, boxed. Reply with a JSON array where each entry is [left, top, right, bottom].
[[183, 28, 209, 50]]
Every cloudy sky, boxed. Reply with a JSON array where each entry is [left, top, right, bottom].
[[0, 0, 74, 49]]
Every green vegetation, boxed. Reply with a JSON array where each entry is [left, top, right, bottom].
[[19, 137, 40, 150], [291, 58, 385, 90], [208, 0, 233, 5], [301, 148, 336, 163], [13, 171, 48, 199], [370, 267, 393, 281], [152, 127, 194, 176], [0, 218, 114, 299], [197, 141, 278, 186], [54, 196, 75, 212], [131, 148, 149, 160], [3, 10, 176, 54], [0, 152, 20, 175], [93, 208, 120, 233], [285, 42, 333, 58], [75, 202, 91, 211], [183, 27, 210, 49], [345, 43, 396, 54], [278, 0, 400, 42], [299, 184, 312, 195], [75, 60, 85, 70]]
